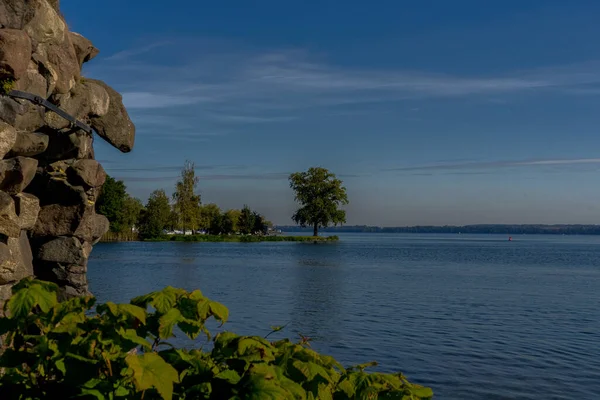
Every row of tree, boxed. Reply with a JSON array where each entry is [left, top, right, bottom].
[[95, 161, 272, 239], [96, 163, 351, 239]]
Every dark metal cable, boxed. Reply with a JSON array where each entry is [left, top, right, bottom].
[[7, 89, 93, 134]]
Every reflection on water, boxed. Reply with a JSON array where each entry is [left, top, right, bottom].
[[291, 245, 343, 341], [89, 234, 600, 400]]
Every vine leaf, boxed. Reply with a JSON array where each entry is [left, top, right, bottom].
[[126, 353, 178, 400], [7, 283, 57, 318]]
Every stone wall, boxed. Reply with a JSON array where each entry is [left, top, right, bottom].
[[0, 0, 135, 305]]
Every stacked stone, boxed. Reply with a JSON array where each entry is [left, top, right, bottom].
[[0, 0, 135, 304]]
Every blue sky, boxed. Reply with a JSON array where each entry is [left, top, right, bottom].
[[63, 0, 600, 226]]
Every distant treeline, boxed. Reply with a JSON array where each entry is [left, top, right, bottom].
[[277, 224, 600, 235]]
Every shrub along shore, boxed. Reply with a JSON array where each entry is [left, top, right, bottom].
[[146, 234, 339, 243], [100, 232, 339, 243]]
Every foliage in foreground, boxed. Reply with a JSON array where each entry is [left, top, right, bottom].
[[0, 279, 432, 400]]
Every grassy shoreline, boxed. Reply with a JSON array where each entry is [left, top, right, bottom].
[[143, 234, 339, 243]]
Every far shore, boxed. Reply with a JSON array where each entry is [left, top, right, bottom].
[[100, 233, 339, 243]]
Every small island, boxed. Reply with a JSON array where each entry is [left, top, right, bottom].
[[97, 163, 348, 243]]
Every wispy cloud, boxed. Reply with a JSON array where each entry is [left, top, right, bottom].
[[113, 170, 361, 183], [103, 41, 172, 61], [89, 42, 600, 114], [207, 114, 297, 123], [387, 158, 600, 172]]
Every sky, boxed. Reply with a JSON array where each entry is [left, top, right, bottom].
[[61, 0, 600, 226]]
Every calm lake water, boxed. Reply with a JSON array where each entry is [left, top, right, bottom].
[[88, 233, 600, 399]]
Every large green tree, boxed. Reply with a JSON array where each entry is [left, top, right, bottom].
[[96, 175, 128, 233], [289, 167, 349, 236], [139, 189, 172, 239], [173, 160, 201, 234], [237, 205, 255, 235]]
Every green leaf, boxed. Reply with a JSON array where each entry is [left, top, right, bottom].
[[7, 283, 57, 318], [292, 360, 332, 382], [55, 358, 66, 375], [243, 375, 290, 400], [209, 301, 229, 323], [410, 386, 434, 398], [215, 369, 241, 384], [336, 378, 356, 398], [114, 386, 130, 397], [118, 328, 152, 350], [126, 353, 179, 400], [317, 382, 334, 400], [158, 308, 183, 339], [77, 389, 105, 399], [118, 304, 147, 325]]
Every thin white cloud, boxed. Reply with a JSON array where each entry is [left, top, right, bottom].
[[89, 42, 600, 117], [104, 41, 172, 61], [388, 158, 600, 172], [207, 114, 297, 123]]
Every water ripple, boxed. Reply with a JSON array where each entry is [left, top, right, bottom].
[[89, 234, 600, 399]]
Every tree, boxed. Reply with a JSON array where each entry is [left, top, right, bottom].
[[173, 160, 201, 234], [121, 196, 144, 233], [96, 175, 128, 233], [238, 205, 256, 235], [289, 167, 349, 236], [199, 203, 221, 233], [220, 213, 234, 235], [139, 189, 171, 239], [225, 209, 242, 233], [252, 212, 269, 235]]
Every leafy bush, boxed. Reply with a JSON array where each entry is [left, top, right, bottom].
[[0, 278, 433, 399]]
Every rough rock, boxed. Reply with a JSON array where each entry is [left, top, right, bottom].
[[0, 156, 38, 194], [68, 159, 106, 188], [0, 95, 26, 126], [25, 171, 87, 206], [0, 231, 33, 284], [0, 29, 32, 80], [22, 0, 67, 44], [42, 131, 93, 161], [8, 131, 49, 157], [89, 79, 135, 152], [14, 60, 49, 98], [0, 95, 45, 132], [0, 191, 20, 238], [35, 236, 87, 265], [74, 213, 109, 244], [0, 121, 17, 159], [45, 80, 109, 129], [85, 80, 110, 117], [0, 282, 13, 314], [70, 32, 99, 67], [32, 203, 85, 238], [35, 262, 86, 289], [12, 192, 40, 230], [32, 203, 106, 243]]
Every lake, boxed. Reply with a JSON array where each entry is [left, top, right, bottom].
[[88, 233, 600, 399]]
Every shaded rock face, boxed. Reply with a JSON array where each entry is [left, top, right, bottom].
[[0, 0, 135, 304]]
